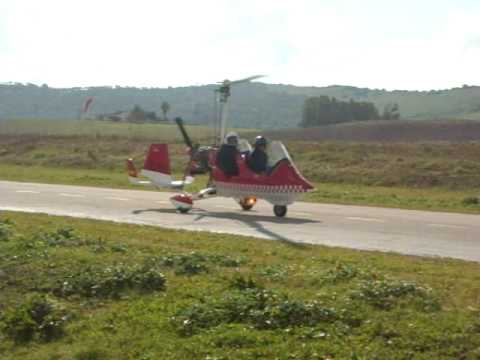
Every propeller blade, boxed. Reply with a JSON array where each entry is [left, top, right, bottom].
[[175, 117, 193, 149]]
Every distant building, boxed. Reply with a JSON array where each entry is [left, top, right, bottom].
[[96, 111, 130, 122]]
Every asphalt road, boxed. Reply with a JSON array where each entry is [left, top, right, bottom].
[[1, 180, 479, 262]]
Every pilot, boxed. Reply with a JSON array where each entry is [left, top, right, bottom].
[[217, 132, 240, 176], [247, 135, 268, 174]]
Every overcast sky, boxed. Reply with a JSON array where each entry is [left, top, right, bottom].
[[1, 0, 479, 90]]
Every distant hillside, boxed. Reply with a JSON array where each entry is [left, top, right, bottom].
[[1, 82, 480, 129]]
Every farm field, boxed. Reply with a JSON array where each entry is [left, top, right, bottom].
[[1, 212, 479, 359], [1, 119, 479, 213], [0, 119, 224, 140], [266, 119, 480, 142]]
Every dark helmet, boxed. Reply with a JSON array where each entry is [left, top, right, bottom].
[[254, 135, 267, 147]]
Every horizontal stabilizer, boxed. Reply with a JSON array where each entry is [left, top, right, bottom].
[[128, 144, 195, 189], [126, 159, 152, 185]]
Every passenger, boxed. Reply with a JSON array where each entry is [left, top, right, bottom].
[[247, 135, 268, 174], [216, 132, 240, 176]]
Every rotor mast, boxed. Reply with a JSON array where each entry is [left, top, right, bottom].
[[216, 75, 265, 144]]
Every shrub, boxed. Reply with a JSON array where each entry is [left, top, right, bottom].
[[1, 294, 69, 342], [171, 288, 338, 336], [153, 251, 246, 276], [257, 265, 289, 281], [0, 218, 14, 242], [321, 262, 361, 284], [351, 279, 438, 310], [229, 276, 261, 290], [55, 264, 166, 298], [462, 196, 479, 205], [30, 227, 106, 251], [74, 348, 109, 360], [36, 227, 78, 246]]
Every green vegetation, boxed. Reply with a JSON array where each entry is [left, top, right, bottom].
[[2, 82, 480, 129], [0, 119, 217, 140], [1, 212, 479, 359], [305, 183, 480, 214], [301, 96, 397, 127]]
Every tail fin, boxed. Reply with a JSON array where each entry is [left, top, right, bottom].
[[143, 144, 171, 175], [141, 144, 175, 187], [128, 144, 194, 189]]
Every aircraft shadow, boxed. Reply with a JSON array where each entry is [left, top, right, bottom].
[[132, 207, 319, 247]]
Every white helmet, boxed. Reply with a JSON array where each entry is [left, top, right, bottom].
[[224, 132, 239, 145]]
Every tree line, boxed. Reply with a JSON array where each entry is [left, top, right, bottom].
[[95, 102, 171, 123], [300, 96, 400, 127]]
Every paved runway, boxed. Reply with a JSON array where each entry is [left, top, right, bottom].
[[1, 180, 479, 262]]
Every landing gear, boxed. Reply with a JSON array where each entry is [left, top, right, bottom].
[[273, 205, 287, 217], [239, 197, 257, 211]]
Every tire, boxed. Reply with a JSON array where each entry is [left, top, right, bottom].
[[178, 207, 191, 214], [239, 198, 255, 211], [273, 205, 287, 217], [240, 203, 254, 211]]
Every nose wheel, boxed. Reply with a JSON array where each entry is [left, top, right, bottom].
[[273, 205, 287, 217]]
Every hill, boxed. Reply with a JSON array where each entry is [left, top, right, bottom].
[[1, 82, 480, 129]]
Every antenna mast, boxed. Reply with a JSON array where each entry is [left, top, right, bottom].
[[214, 75, 265, 144]]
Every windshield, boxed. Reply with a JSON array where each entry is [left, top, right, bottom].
[[237, 138, 252, 153], [266, 141, 292, 168]]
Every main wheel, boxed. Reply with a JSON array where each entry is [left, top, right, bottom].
[[273, 205, 287, 217], [239, 197, 256, 211]]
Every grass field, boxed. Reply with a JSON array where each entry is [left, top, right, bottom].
[[1, 122, 480, 213], [1, 212, 479, 359], [266, 119, 480, 142], [0, 119, 219, 140]]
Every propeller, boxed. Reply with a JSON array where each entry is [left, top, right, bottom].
[[174, 117, 209, 178], [175, 117, 194, 150]]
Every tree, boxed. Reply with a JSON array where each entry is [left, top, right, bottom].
[[161, 101, 170, 121], [382, 103, 400, 120], [300, 96, 381, 127], [128, 105, 146, 123]]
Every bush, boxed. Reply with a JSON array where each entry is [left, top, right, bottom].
[[153, 251, 246, 276], [171, 288, 338, 336], [35, 227, 78, 246], [321, 262, 361, 284], [257, 265, 289, 281], [74, 348, 109, 360], [462, 196, 479, 205], [55, 264, 166, 298], [351, 279, 438, 310], [229, 276, 261, 290], [0, 218, 14, 242], [1, 294, 69, 342]]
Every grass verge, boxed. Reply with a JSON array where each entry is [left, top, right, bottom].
[[0, 212, 479, 359]]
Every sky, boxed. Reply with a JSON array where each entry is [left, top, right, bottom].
[[1, 0, 479, 90]]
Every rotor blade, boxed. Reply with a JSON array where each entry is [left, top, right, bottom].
[[229, 75, 265, 85]]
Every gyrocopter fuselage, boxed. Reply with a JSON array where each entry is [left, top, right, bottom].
[[126, 76, 314, 217]]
